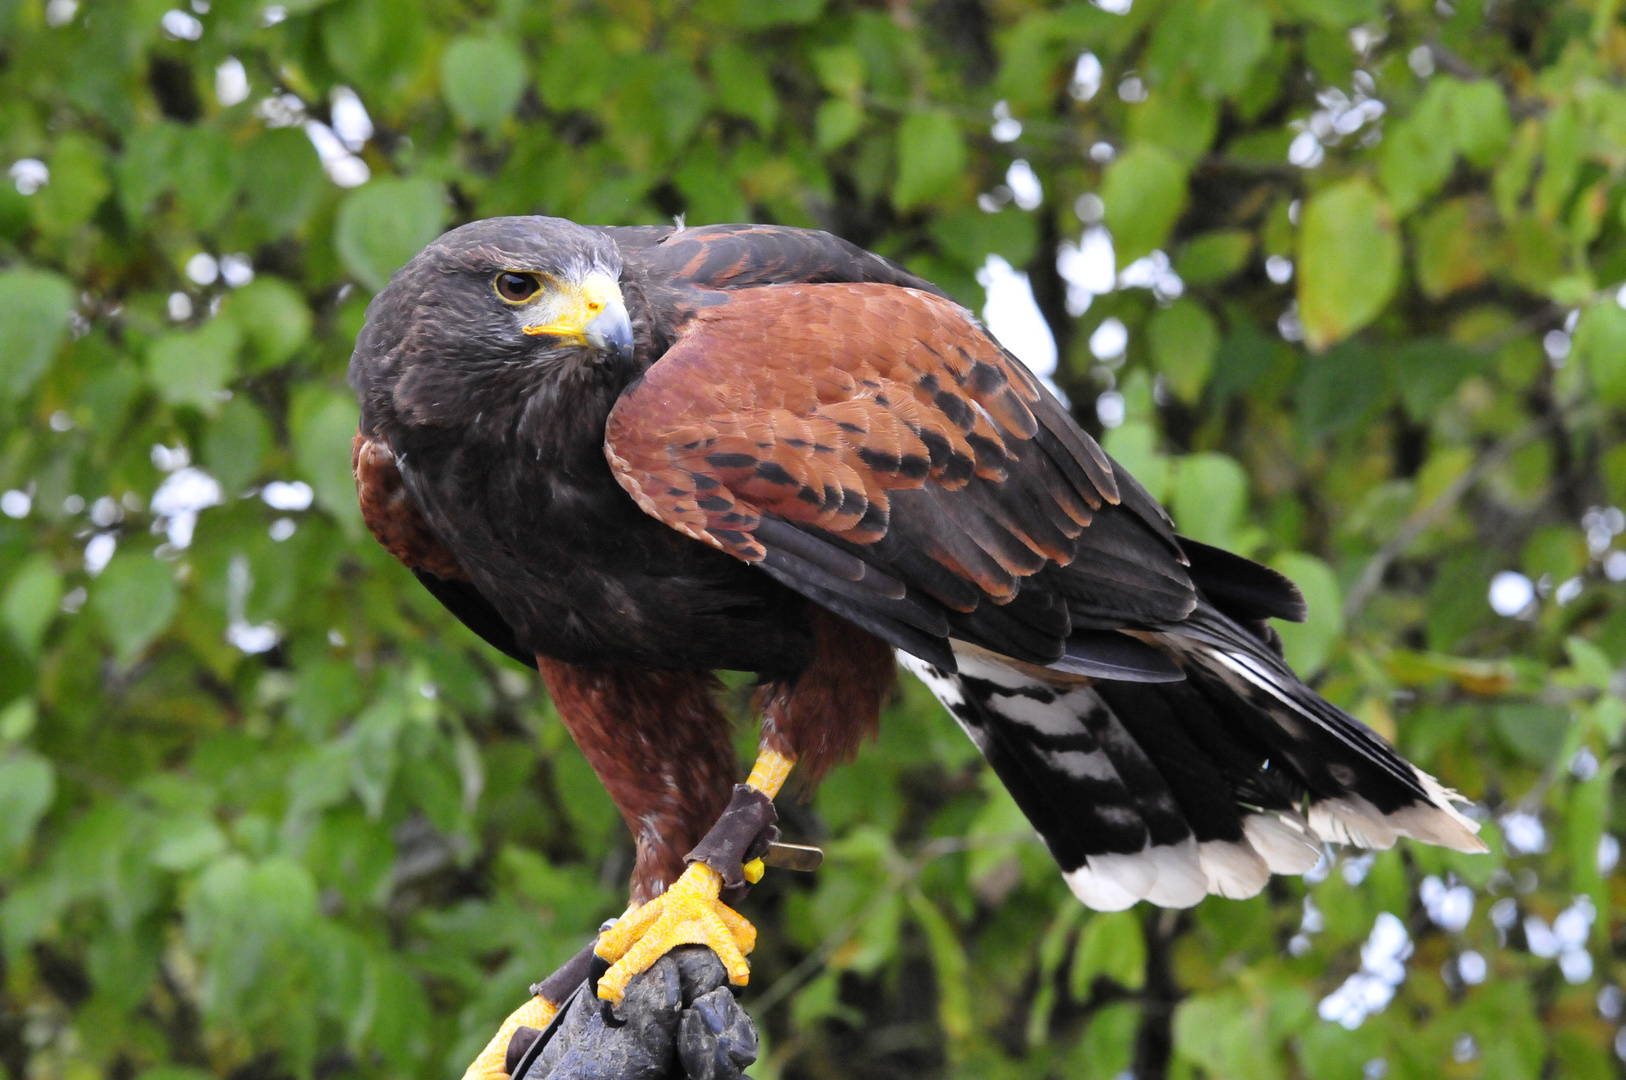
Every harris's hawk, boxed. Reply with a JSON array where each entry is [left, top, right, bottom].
[[348, 217, 1484, 1072]]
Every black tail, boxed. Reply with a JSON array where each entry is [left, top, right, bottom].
[[901, 605, 1483, 910]]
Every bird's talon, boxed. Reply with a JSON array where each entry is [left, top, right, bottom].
[[593, 863, 756, 1004]]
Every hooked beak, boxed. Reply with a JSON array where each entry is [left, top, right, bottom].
[[523, 272, 634, 363], [583, 297, 634, 361]]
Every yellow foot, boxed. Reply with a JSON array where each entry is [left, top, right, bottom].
[[594, 862, 756, 1005], [460, 995, 559, 1080]]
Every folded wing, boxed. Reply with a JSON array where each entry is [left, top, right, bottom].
[[603, 282, 1199, 675]]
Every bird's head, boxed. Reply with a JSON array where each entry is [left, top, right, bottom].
[[350, 216, 636, 435]]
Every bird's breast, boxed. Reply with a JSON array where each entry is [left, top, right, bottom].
[[400, 433, 809, 673]]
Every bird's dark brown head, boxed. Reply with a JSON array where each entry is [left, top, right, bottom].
[[348, 216, 635, 440]]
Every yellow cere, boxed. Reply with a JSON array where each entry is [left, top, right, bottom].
[[522, 271, 622, 342]]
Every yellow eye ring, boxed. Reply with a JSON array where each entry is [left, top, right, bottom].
[[494, 272, 542, 304]]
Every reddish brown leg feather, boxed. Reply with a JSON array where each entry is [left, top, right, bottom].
[[537, 660, 737, 903], [759, 610, 896, 785], [352, 432, 467, 580]]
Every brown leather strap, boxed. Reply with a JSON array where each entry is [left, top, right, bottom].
[[683, 785, 779, 892], [530, 940, 597, 1004]]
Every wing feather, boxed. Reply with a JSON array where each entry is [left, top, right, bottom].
[[604, 282, 1197, 667]]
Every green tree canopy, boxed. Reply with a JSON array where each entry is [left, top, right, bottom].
[[0, 1, 1622, 1078]]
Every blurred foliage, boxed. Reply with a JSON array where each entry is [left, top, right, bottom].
[[0, 0, 1624, 1079]]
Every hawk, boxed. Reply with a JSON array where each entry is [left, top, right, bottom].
[[348, 217, 1484, 1075]]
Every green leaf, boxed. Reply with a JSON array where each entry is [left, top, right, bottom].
[[1148, 299, 1219, 402], [1172, 452, 1248, 549], [30, 133, 109, 235], [1128, 75, 1218, 165], [1386, 339, 1481, 420], [346, 696, 399, 813], [290, 386, 364, 537], [369, 949, 434, 1070], [1174, 230, 1252, 284], [812, 46, 863, 97], [929, 208, 1038, 269], [1591, 695, 1625, 743], [1534, 101, 1582, 223], [1102, 421, 1171, 503], [1174, 990, 1278, 1080], [1412, 197, 1492, 299], [1495, 119, 1542, 219], [2, 557, 63, 657], [1194, 0, 1272, 98], [695, 0, 825, 27], [1269, 552, 1342, 675], [1492, 703, 1569, 765], [335, 177, 448, 293], [671, 144, 748, 225], [1070, 911, 1146, 996], [0, 751, 54, 858], [223, 276, 312, 371], [1499, 215, 1566, 294], [635, 55, 710, 147], [115, 122, 180, 221], [0, 699, 36, 744], [1450, 80, 1512, 167], [1102, 144, 1187, 268], [815, 99, 864, 151], [134, 1067, 215, 1080], [1292, 1011, 1384, 1080], [892, 110, 967, 211], [147, 317, 241, 414], [1064, 1001, 1140, 1080], [1282, 0, 1379, 26], [0, 267, 74, 398], [1565, 766, 1613, 928], [172, 126, 241, 232], [1145, 0, 1271, 100], [1565, 636, 1615, 692], [441, 36, 528, 132], [204, 396, 272, 496], [536, 23, 614, 112], [152, 815, 228, 872], [1522, 523, 1585, 581], [92, 552, 180, 666], [1573, 301, 1626, 405], [710, 44, 778, 131], [1551, 1031, 1615, 1080], [905, 890, 972, 1042], [1297, 179, 1400, 350], [321, 0, 427, 95], [1378, 83, 1455, 217], [241, 127, 326, 237]]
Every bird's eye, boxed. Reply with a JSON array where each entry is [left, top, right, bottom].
[[494, 272, 541, 303]]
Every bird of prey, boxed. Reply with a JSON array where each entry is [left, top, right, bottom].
[[348, 217, 1484, 1075]]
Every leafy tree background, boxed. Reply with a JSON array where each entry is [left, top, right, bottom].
[[0, 0, 1623, 1077]]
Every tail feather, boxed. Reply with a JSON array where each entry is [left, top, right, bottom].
[[901, 603, 1484, 911]]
